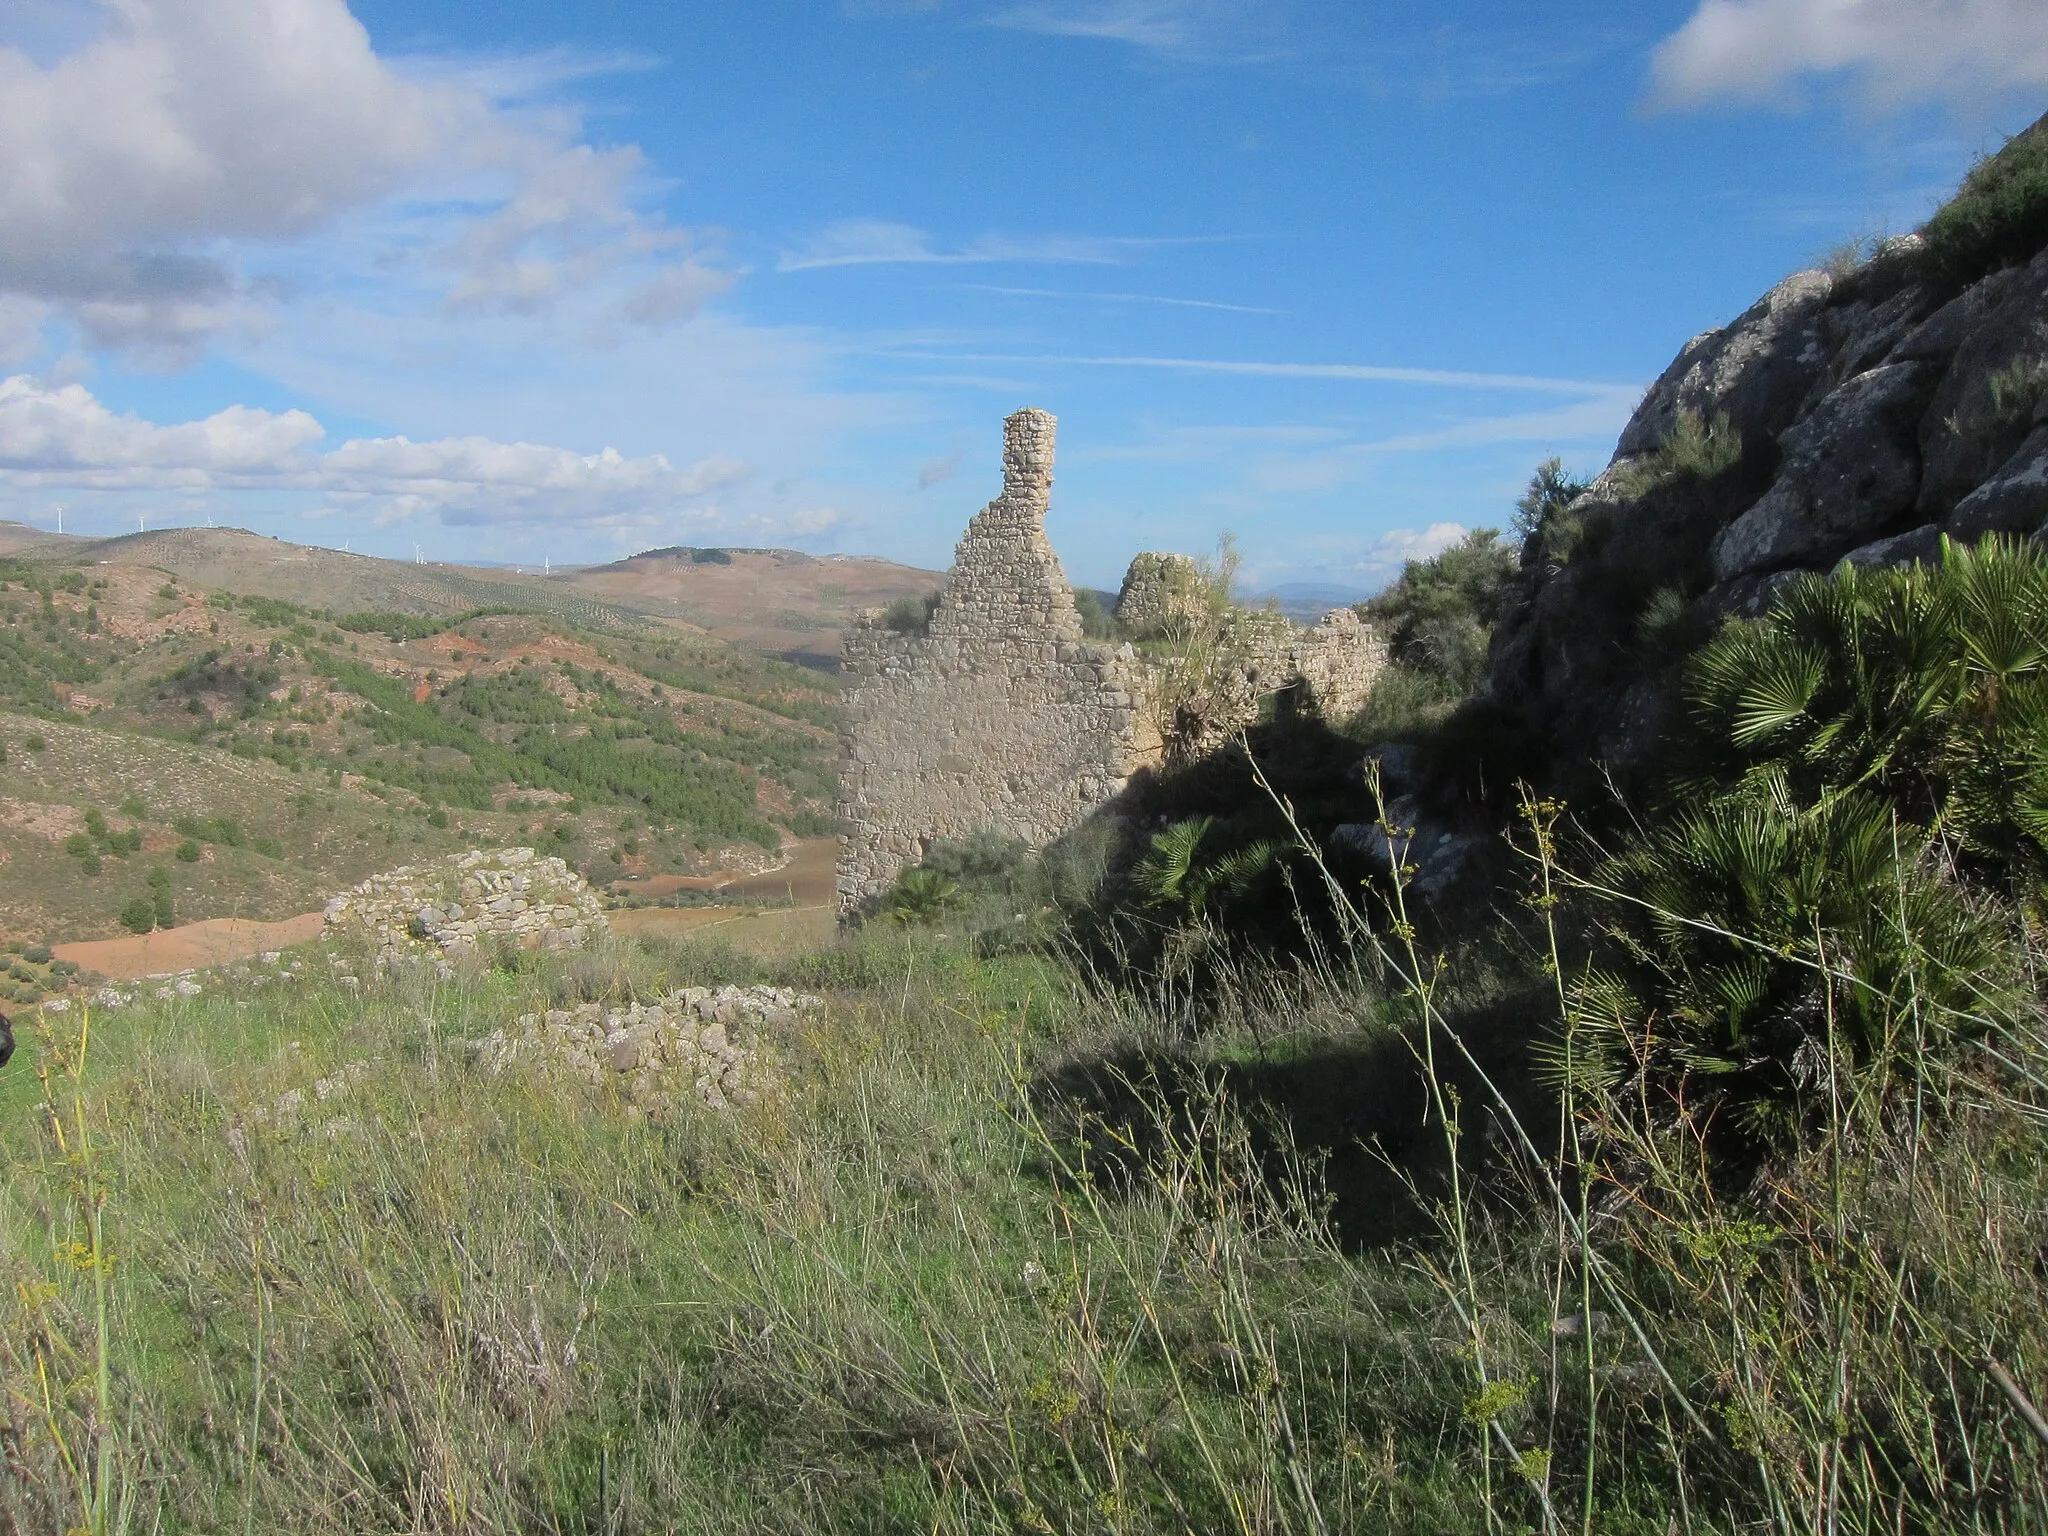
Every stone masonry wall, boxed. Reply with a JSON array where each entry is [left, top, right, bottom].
[[837, 409, 1389, 914], [837, 410, 1158, 911]]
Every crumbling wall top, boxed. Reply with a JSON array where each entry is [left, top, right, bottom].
[[928, 407, 1081, 644], [1001, 408, 1057, 500]]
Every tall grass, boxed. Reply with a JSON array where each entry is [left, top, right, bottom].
[[3, 842, 2046, 1533]]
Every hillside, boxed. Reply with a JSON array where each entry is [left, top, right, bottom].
[[556, 545, 942, 667], [0, 535, 852, 945], [0, 523, 942, 669]]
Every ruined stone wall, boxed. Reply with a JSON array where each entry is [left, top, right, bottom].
[[837, 411, 1159, 911], [837, 409, 1389, 914]]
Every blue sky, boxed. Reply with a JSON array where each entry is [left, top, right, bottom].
[[0, 0, 2044, 591]]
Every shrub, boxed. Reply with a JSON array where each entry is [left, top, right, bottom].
[[1130, 816, 1281, 923], [1684, 535, 2048, 889], [1919, 110, 2048, 285], [1511, 455, 1591, 564], [1360, 528, 1519, 698], [1987, 351, 2048, 427], [24, 733, 44, 752], [175, 839, 201, 862], [118, 895, 156, 933], [426, 806, 449, 829], [880, 867, 961, 923], [880, 591, 941, 635], [1580, 778, 2012, 1150], [1073, 587, 1121, 639], [1613, 409, 1741, 497], [916, 829, 1033, 899]]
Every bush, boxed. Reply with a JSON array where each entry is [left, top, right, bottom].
[[175, 840, 201, 863], [1511, 455, 1591, 564], [1684, 535, 2048, 890], [880, 867, 962, 923], [916, 829, 1032, 898], [24, 733, 44, 752], [880, 591, 941, 635], [1919, 109, 2048, 285], [1073, 587, 1121, 640], [118, 895, 156, 933], [1581, 779, 2012, 1150], [1613, 408, 1741, 497], [1360, 528, 1519, 697], [426, 806, 449, 829]]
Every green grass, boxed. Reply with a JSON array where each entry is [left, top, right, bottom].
[[1919, 111, 2048, 285], [4, 871, 2045, 1534]]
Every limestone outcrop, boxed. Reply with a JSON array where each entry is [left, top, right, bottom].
[[1488, 158, 2048, 785], [323, 848, 606, 964], [837, 409, 1388, 912]]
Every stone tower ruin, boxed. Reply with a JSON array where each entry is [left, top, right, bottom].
[[836, 410, 1157, 913], [836, 408, 1388, 915]]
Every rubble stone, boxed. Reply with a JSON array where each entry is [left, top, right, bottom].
[[469, 985, 820, 1114], [323, 848, 607, 968]]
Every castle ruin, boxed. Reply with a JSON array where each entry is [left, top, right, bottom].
[[836, 409, 1387, 914]]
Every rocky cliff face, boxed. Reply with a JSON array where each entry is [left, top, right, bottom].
[[1488, 114, 2048, 790]]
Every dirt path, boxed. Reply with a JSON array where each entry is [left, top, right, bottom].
[[613, 837, 840, 906], [56, 913, 326, 980]]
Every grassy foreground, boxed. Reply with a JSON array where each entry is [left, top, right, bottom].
[[3, 897, 2047, 1533]]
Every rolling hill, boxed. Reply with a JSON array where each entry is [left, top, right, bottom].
[[0, 524, 939, 946]]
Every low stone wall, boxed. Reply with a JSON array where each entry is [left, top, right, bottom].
[[323, 847, 606, 964]]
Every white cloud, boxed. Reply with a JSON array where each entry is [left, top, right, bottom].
[[962, 283, 1280, 314], [0, 376, 324, 483], [0, 373, 750, 527], [886, 349, 1634, 395], [778, 220, 1181, 271], [0, 0, 722, 353], [1369, 522, 1469, 567], [321, 434, 746, 526], [987, 0, 1295, 62], [1649, 0, 2048, 109]]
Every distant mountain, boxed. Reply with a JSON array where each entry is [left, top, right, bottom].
[[1246, 580, 1377, 624]]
